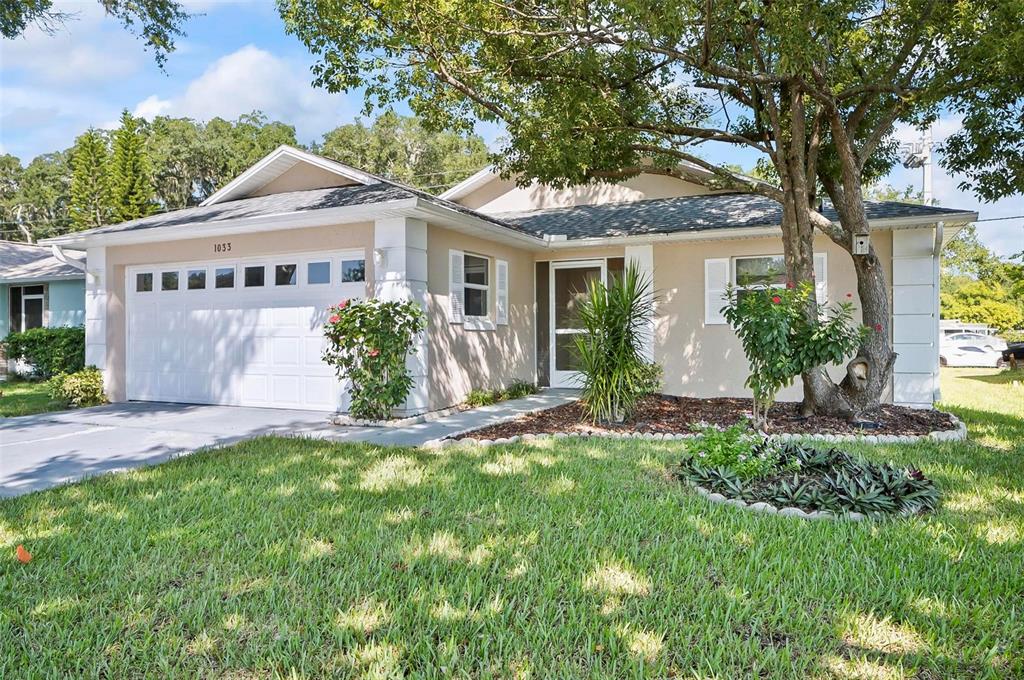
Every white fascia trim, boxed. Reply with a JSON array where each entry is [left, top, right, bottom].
[[42, 199, 420, 249], [438, 166, 498, 200], [0, 273, 86, 284], [200, 145, 378, 207]]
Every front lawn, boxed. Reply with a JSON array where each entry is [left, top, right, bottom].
[[1, 370, 1022, 677], [0, 379, 64, 417]]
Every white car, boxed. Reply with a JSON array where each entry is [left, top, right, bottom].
[[939, 343, 1007, 368], [942, 332, 1008, 352]]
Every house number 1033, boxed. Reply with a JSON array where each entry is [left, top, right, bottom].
[[214, 242, 232, 253]]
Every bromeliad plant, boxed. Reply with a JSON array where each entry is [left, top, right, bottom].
[[573, 263, 661, 424], [322, 298, 425, 420], [722, 282, 866, 429]]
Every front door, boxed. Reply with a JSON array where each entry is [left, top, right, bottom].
[[550, 260, 606, 388]]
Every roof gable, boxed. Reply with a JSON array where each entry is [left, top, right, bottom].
[[200, 145, 378, 206]]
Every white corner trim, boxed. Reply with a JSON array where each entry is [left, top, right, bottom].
[[438, 166, 498, 200]]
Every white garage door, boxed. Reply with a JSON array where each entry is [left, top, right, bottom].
[[126, 250, 367, 411]]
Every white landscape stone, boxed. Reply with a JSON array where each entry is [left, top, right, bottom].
[[748, 502, 778, 514], [779, 507, 810, 519], [706, 493, 727, 503]]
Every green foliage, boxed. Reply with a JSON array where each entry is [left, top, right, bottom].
[[572, 263, 660, 424], [680, 440, 941, 516], [684, 423, 790, 480], [322, 298, 426, 420], [2, 326, 85, 378], [109, 110, 156, 222], [1, 0, 187, 67], [941, 226, 1024, 333], [69, 129, 112, 231], [48, 367, 107, 408], [464, 380, 538, 407], [722, 283, 867, 428], [0, 151, 71, 241], [315, 111, 489, 192]]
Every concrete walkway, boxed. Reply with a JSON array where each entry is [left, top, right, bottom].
[[0, 390, 576, 497]]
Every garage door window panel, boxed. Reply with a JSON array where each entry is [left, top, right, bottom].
[[275, 264, 298, 286], [308, 261, 331, 285], [244, 266, 265, 287], [215, 267, 235, 289], [136, 272, 153, 292], [161, 271, 179, 291], [342, 259, 365, 282], [188, 269, 207, 290]]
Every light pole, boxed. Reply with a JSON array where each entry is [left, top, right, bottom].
[[900, 127, 933, 205]]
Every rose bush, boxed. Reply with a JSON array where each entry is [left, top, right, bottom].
[[322, 298, 426, 420]]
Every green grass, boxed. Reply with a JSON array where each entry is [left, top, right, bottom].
[[2, 370, 1022, 678], [0, 378, 64, 417]]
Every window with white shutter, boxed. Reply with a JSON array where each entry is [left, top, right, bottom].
[[449, 249, 464, 323], [704, 258, 730, 325], [495, 259, 509, 325]]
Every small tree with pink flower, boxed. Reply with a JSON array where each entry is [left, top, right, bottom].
[[722, 282, 867, 430], [322, 298, 426, 420]]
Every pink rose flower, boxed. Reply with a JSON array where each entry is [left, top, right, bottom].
[[368, 348, 380, 357], [771, 295, 782, 304], [328, 314, 339, 323]]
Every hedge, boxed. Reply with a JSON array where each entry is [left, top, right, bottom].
[[2, 326, 86, 378]]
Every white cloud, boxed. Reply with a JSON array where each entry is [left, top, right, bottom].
[[130, 45, 356, 142]]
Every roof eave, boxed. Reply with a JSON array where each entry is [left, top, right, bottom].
[[0, 272, 86, 284]]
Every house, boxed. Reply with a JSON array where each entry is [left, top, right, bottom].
[[0, 241, 87, 378], [41, 145, 976, 412]]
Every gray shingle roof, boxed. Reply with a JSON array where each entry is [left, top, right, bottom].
[[495, 193, 974, 240], [0, 241, 85, 282], [79, 183, 418, 237]]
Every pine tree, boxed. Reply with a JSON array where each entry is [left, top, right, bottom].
[[109, 110, 156, 222], [69, 129, 112, 231]]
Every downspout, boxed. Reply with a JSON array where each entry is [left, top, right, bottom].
[[51, 244, 87, 273], [932, 221, 944, 403]]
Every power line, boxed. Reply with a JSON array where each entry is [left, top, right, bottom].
[[974, 215, 1024, 223]]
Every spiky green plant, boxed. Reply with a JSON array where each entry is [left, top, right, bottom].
[[573, 263, 660, 424]]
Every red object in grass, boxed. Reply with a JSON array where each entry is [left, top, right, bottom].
[[786, 281, 795, 289], [771, 295, 782, 304], [15, 545, 31, 564]]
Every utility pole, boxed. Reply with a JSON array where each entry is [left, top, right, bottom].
[[901, 126, 934, 205]]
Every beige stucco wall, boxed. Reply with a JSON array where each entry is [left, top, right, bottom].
[[250, 164, 355, 196], [102, 222, 374, 401], [460, 172, 713, 213], [425, 224, 536, 409], [651, 232, 893, 401]]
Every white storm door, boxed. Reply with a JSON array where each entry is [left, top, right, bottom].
[[549, 260, 606, 388]]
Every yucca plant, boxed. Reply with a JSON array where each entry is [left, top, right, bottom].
[[573, 263, 661, 424]]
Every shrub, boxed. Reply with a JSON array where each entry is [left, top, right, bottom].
[[722, 283, 866, 429], [2, 326, 85, 378], [679, 439, 940, 516], [48, 367, 107, 408], [684, 422, 790, 480], [464, 381, 538, 407], [322, 298, 426, 420], [574, 263, 661, 424]]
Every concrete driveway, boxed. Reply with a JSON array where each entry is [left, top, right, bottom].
[[0, 391, 578, 498], [0, 402, 347, 498]]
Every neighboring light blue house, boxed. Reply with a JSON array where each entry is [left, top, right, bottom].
[[1, 241, 86, 377]]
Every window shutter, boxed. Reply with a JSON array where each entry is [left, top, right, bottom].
[[813, 252, 828, 306], [704, 258, 730, 325], [495, 259, 509, 325], [449, 249, 464, 323]]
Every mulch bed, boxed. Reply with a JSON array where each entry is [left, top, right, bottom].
[[457, 394, 956, 439]]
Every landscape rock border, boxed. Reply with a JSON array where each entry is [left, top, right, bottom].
[[423, 413, 966, 449]]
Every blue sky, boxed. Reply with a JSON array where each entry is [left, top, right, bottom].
[[1, 0, 1021, 256]]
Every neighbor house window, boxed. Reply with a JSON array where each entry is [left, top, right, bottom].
[[215, 267, 235, 289], [136, 272, 153, 292], [9, 285, 45, 333], [187, 269, 207, 290], [161, 271, 179, 291], [341, 259, 365, 282], [244, 266, 265, 287], [275, 264, 297, 286], [307, 261, 330, 285], [464, 254, 489, 317]]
